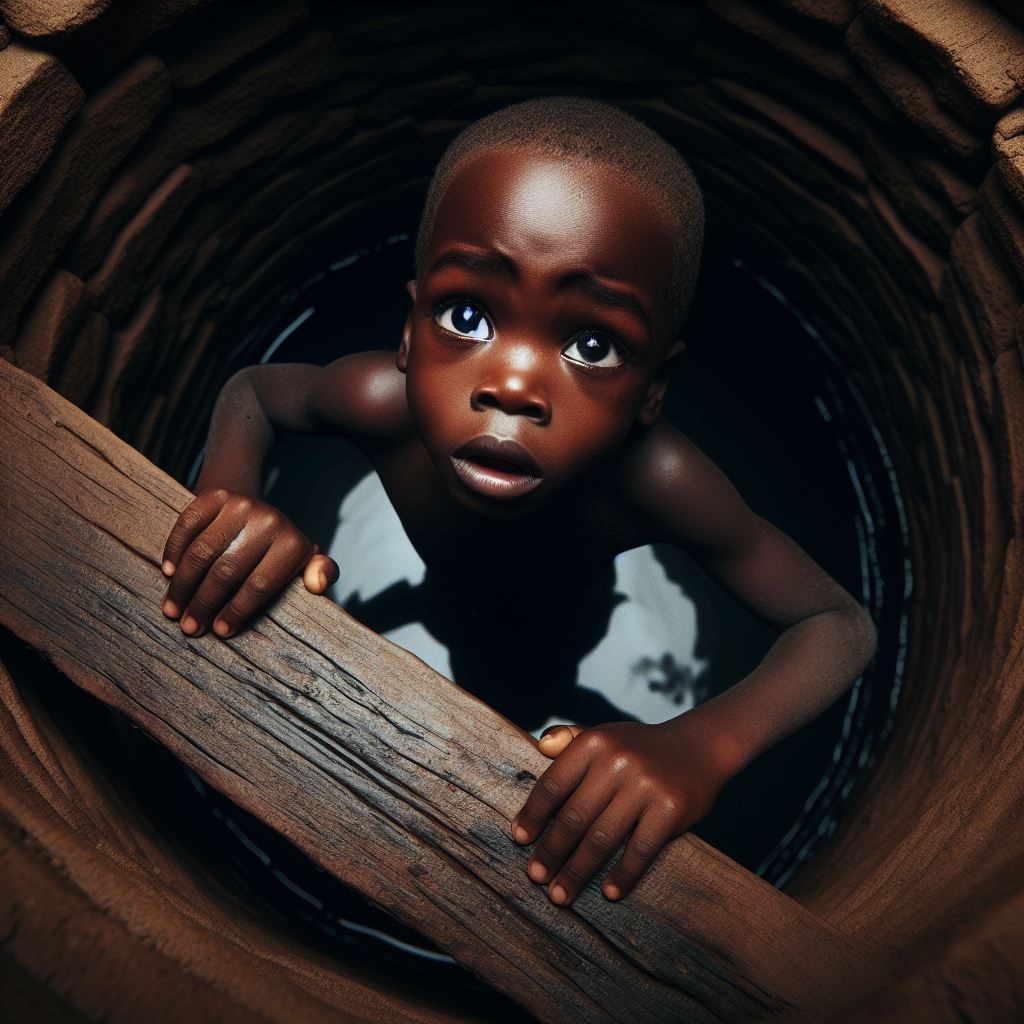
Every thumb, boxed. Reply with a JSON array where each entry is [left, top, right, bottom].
[[537, 723, 584, 758], [302, 549, 340, 594]]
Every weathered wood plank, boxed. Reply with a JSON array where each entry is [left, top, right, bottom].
[[0, 358, 888, 1022]]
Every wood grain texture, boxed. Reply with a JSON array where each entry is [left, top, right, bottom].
[[0, 357, 888, 1022]]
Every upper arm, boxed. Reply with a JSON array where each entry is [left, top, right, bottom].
[[239, 351, 412, 444], [625, 423, 862, 631]]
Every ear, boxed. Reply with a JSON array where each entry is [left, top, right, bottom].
[[397, 279, 417, 373], [637, 339, 685, 427]]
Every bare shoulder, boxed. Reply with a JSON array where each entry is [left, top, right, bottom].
[[615, 420, 756, 553], [307, 350, 412, 442], [240, 350, 412, 444]]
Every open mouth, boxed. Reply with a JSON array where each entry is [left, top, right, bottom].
[[451, 436, 543, 500]]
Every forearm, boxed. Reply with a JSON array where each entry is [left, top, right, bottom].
[[680, 604, 877, 777], [193, 368, 276, 497]]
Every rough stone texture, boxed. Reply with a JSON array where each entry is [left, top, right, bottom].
[[12, 269, 87, 379], [162, 0, 308, 90], [846, 15, 985, 158], [0, 0, 1023, 1020], [88, 164, 202, 320], [0, 23, 11, 49], [53, 308, 108, 406], [863, 0, 1024, 117], [0, 43, 83, 215], [89, 286, 162, 426], [67, 25, 343, 276], [134, 0, 210, 36], [0, 0, 111, 37], [0, 53, 171, 343]]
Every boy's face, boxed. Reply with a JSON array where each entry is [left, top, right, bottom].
[[400, 146, 681, 516]]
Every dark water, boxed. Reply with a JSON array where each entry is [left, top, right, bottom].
[[167, 234, 908, 1003]]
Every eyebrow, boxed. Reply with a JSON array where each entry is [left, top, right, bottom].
[[427, 247, 653, 334], [427, 248, 518, 278], [560, 272, 653, 334]]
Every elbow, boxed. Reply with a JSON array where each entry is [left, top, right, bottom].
[[224, 365, 260, 395], [849, 602, 878, 673]]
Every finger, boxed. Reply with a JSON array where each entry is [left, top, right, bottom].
[[547, 795, 635, 905], [601, 808, 680, 902], [164, 508, 250, 627], [162, 490, 226, 576], [538, 724, 584, 759], [209, 532, 311, 637], [512, 746, 589, 845], [526, 776, 618, 893], [302, 553, 340, 595], [183, 523, 276, 637]]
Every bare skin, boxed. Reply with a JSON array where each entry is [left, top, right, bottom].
[[162, 147, 877, 907]]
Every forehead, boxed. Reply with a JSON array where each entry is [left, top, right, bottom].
[[425, 147, 676, 306]]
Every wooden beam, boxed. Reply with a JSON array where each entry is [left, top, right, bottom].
[[0, 358, 888, 1022]]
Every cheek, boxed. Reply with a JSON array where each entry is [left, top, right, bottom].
[[406, 356, 469, 440]]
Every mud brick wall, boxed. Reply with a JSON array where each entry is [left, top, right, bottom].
[[1, 1, 1023, 1020]]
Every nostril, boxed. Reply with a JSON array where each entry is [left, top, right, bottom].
[[524, 401, 548, 423], [472, 388, 501, 411], [472, 383, 549, 422]]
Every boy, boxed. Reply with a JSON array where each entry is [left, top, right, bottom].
[[160, 97, 877, 908]]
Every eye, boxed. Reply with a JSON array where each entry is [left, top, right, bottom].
[[561, 331, 626, 368], [435, 300, 493, 340]]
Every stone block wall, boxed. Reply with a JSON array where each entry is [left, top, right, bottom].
[[1, 1, 1022, 1019]]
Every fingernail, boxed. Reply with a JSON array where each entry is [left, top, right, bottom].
[[603, 883, 622, 901], [163, 599, 179, 618], [317, 570, 327, 590], [550, 884, 568, 905], [527, 861, 548, 883], [181, 614, 198, 635], [213, 619, 230, 637], [513, 824, 529, 843], [162, 560, 176, 576]]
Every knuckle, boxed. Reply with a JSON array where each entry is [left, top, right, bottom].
[[658, 795, 682, 819], [584, 827, 615, 855], [187, 593, 216, 617], [561, 862, 588, 886], [218, 601, 244, 627], [177, 506, 206, 532], [284, 531, 310, 558], [203, 488, 229, 506], [629, 836, 657, 862], [209, 557, 241, 586], [538, 776, 563, 802], [559, 805, 586, 834], [243, 572, 272, 598], [186, 540, 217, 565]]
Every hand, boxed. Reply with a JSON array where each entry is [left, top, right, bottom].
[[511, 716, 731, 906], [160, 488, 339, 639]]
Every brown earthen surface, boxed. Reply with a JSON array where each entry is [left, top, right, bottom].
[[0, 0, 1022, 1020]]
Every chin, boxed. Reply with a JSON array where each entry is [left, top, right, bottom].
[[450, 484, 546, 520]]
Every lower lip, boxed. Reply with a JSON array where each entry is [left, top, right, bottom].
[[450, 457, 543, 500]]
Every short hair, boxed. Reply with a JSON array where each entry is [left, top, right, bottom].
[[414, 96, 704, 337]]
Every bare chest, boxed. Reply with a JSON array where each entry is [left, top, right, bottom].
[[369, 441, 640, 595]]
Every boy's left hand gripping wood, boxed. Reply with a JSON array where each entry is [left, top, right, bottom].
[[0, 358, 886, 1023]]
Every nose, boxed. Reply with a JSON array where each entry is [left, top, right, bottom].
[[471, 347, 551, 425]]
